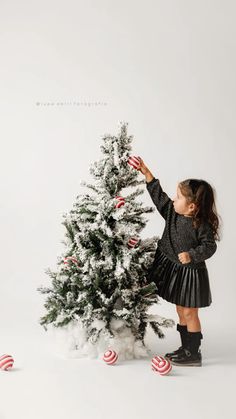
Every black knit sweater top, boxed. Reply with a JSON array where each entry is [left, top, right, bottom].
[[146, 177, 217, 269]]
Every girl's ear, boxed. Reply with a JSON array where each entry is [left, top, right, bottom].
[[189, 202, 197, 214]]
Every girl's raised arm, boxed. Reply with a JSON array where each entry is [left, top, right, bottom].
[[137, 157, 172, 219], [146, 177, 173, 220]]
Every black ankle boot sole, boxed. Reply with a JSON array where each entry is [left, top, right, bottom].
[[169, 349, 202, 366], [170, 359, 202, 367]]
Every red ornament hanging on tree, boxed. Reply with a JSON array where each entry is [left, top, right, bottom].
[[127, 155, 141, 170], [63, 256, 80, 268], [127, 237, 139, 248], [115, 196, 125, 208]]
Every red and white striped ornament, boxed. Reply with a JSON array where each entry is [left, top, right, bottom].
[[103, 350, 118, 365], [115, 196, 125, 208], [63, 257, 80, 268], [151, 355, 172, 376], [127, 155, 141, 170], [127, 237, 139, 248], [0, 354, 14, 371]]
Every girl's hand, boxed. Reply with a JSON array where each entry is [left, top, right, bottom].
[[136, 157, 150, 175], [178, 252, 191, 264]]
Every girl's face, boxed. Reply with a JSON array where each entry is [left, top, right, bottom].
[[173, 185, 196, 216]]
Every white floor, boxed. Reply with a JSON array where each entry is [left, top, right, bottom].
[[0, 319, 234, 419]]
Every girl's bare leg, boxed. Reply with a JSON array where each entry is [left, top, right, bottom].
[[176, 305, 187, 325], [182, 307, 201, 332]]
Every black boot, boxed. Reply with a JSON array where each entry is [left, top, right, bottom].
[[170, 331, 203, 366], [165, 324, 189, 359]]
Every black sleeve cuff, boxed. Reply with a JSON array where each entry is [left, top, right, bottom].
[[146, 177, 157, 186]]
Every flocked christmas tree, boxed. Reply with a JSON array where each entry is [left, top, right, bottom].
[[37, 122, 174, 360]]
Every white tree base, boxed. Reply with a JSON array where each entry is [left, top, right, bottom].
[[47, 318, 152, 361]]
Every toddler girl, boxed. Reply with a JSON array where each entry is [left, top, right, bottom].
[[138, 157, 220, 367]]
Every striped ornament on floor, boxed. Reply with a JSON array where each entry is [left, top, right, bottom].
[[0, 354, 14, 371], [151, 356, 172, 376], [103, 350, 118, 365]]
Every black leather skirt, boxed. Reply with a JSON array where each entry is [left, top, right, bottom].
[[147, 247, 212, 308]]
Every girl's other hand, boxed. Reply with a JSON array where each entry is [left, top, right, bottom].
[[178, 252, 191, 264]]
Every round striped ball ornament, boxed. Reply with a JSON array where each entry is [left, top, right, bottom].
[[0, 354, 14, 371], [63, 257, 80, 268], [115, 196, 125, 208], [127, 237, 139, 248], [127, 156, 141, 170], [151, 355, 172, 376], [103, 350, 118, 365]]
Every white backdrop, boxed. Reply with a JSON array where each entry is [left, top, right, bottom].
[[0, 0, 234, 337], [0, 1, 235, 417]]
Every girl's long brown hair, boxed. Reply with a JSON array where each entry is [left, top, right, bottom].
[[179, 179, 221, 241]]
